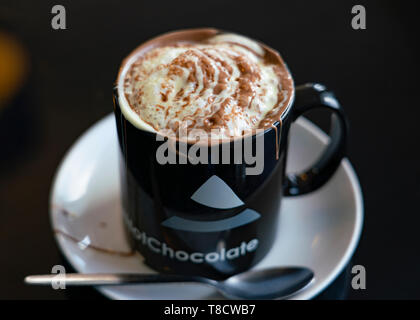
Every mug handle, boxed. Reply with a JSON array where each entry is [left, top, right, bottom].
[[284, 83, 349, 196]]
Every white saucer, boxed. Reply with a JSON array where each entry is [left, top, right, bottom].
[[50, 114, 363, 300]]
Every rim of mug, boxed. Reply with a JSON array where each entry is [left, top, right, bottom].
[[114, 28, 295, 145]]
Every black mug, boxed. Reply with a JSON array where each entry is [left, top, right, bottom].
[[113, 81, 348, 279]]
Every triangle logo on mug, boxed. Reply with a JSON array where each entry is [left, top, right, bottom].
[[161, 175, 261, 232], [191, 175, 244, 209]]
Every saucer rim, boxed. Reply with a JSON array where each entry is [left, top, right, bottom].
[[289, 118, 364, 299]]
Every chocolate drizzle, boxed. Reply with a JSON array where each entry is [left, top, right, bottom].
[[271, 120, 282, 160]]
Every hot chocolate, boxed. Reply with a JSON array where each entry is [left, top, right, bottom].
[[117, 28, 294, 141], [113, 29, 348, 278]]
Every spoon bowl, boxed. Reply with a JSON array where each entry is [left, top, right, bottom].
[[218, 267, 314, 299]]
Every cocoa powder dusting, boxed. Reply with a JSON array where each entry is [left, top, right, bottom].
[[118, 28, 294, 145]]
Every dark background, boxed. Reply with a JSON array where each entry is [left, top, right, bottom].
[[0, 0, 418, 299]]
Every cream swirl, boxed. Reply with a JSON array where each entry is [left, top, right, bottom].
[[120, 31, 293, 140]]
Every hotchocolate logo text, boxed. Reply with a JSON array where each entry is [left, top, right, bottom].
[[124, 214, 258, 264]]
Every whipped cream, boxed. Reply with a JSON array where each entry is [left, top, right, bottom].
[[119, 31, 293, 140]]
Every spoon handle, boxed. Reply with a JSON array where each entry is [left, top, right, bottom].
[[25, 273, 207, 286]]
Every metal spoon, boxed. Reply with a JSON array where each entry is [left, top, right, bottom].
[[25, 266, 314, 299]]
